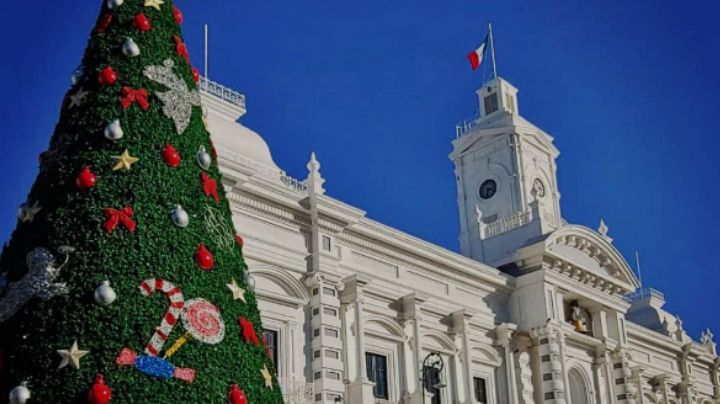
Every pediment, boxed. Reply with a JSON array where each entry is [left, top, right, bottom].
[[544, 225, 639, 293]]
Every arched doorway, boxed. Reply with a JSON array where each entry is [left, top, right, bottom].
[[568, 368, 591, 404]]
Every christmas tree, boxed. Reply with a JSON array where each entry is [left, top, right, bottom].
[[0, 0, 283, 402]]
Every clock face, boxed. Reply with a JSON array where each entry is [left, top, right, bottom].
[[533, 178, 546, 198], [479, 179, 497, 200]]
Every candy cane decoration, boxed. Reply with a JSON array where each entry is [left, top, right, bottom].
[[139, 278, 185, 356]]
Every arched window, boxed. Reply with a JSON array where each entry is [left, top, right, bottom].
[[568, 368, 591, 404]]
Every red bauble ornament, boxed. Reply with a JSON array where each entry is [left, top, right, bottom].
[[162, 144, 181, 167], [227, 384, 248, 404], [172, 5, 184, 25], [173, 35, 190, 64], [134, 13, 152, 32], [235, 234, 244, 248], [191, 67, 200, 83], [195, 244, 214, 270], [98, 66, 117, 86], [76, 166, 97, 190], [87, 374, 112, 404], [95, 12, 113, 33]]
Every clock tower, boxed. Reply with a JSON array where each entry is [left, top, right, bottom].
[[450, 77, 562, 266]]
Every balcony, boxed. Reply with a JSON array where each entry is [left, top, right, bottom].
[[199, 76, 246, 109]]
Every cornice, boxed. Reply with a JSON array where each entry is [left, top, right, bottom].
[[338, 229, 511, 295]]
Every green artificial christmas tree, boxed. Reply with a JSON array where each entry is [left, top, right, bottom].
[[0, 0, 283, 402]]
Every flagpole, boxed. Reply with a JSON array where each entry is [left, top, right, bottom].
[[204, 24, 209, 79], [488, 23, 498, 79]]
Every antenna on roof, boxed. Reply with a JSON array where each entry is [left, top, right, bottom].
[[203, 24, 209, 79]]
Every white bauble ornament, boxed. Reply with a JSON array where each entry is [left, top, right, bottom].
[[104, 119, 124, 141], [71, 66, 84, 85], [94, 280, 117, 305], [8, 383, 31, 404], [107, 0, 124, 9], [122, 38, 140, 57], [244, 272, 256, 291], [197, 145, 212, 170], [170, 205, 190, 228]]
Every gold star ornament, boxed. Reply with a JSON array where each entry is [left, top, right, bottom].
[[68, 88, 88, 108], [57, 340, 89, 369], [260, 365, 273, 389], [112, 149, 139, 171], [226, 279, 247, 303], [144, 0, 164, 10]]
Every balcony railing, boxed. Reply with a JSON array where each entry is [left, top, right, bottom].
[[455, 114, 482, 138], [199, 77, 246, 109], [484, 210, 532, 238], [624, 288, 665, 303]]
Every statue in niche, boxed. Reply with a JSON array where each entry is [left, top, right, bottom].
[[569, 301, 588, 333]]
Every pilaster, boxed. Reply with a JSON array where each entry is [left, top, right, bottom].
[[531, 324, 567, 404], [339, 275, 374, 404], [494, 323, 519, 404], [398, 293, 428, 404]]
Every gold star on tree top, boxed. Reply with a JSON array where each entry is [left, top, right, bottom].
[[226, 279, 247, 303], [56, 340, 89, 370], [112, 149, 139, 171], [144, 0, 164, 10], [260, 365, 273, 389]]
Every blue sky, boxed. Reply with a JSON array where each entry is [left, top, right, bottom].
[[1, 0, 719, 339]]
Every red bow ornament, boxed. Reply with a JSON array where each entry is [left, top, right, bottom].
[[238, 317, 259, 346], [103, 206, 137, 233], [200, 172, 219, 202], [121, 87, 150, 110]]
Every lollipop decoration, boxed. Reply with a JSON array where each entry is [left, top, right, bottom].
[[164, 298, 225, 358], [116, 278, 225, 383]]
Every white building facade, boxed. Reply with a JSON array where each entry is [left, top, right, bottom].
[[199, 75, 720, 404]]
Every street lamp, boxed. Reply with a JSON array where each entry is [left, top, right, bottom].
[[421, 352, 446, 403]]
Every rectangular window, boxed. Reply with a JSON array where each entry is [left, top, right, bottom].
[[261, 329, 279, 369], [423, 366, 442, 404], [473, 377, 488, 403], [324, 328, 339, 338], [366, 353, 389, 399], [323, 307, 337, 317], [322, 235, 332, 251], [323, 287, 336, 297], [325, 349, 339, 359], [483, 93, 498, 115]]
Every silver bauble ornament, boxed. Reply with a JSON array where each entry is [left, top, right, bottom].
[[94, 280, 117, 305], [197, 145, 212, 170], [170, 205, 190, 228], [244, 272, 256, 291], [71, 65, 84, 85], [121, 38, 140, 57], [8, 383, 31, 404], [107, 0, 124, 9], [104, 119, 124, 141]]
